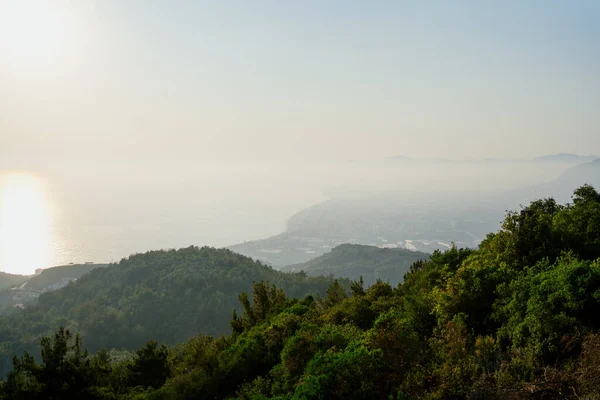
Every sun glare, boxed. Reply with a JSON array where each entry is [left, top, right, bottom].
[[0, 0, 80, 72], [0, 173, 52, 275]]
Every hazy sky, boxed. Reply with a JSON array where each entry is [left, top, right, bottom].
[[1, 0, 599, 167]]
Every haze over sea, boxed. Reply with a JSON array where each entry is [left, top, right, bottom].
[[0, 158, 572, 275]]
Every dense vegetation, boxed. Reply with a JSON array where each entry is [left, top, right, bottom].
[[3, 185, 600, 399], [282, 244, 429, 285], [0, 247, 339, 379], [0, 273, 28, 291]]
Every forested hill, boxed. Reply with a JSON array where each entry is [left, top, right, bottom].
[[0, 246, 339, 378], [282, 244, 429, 285]]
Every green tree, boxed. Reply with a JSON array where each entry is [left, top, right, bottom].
[[2, 328, 97, 400], [127, 341, 170, 389]]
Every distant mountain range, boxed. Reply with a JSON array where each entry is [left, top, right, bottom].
[[385, 153, 598, 165], [509, 158, 600, 203], [532, 153, 599, 163], [281, 244, 429, 286]]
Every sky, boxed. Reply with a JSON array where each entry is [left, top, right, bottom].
[[1, 0, 599, 167]]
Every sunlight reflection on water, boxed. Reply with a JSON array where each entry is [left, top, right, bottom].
[[0, 168, 325, 275], [0, 173, 53, 275]]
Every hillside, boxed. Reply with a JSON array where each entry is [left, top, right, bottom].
[[0, 264, 108, 314], [0, 272, 28, 290], [20, 263, 107, 291], [230, 195, 502, 266], [509, 158, 600, 204], [0, 246, 339, 378], [4, 185, 600, 399], [533, 153, 598, 163], [231, 160, 600, 267], [282, 244, 429, 285]]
